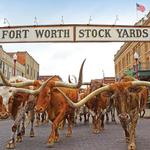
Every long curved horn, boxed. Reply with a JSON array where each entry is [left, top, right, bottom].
[[72, 75, 77, 83], [68, 75, 72, 83], [55, 85, 111, 108], [68, 75, 90, 85], [77, 58, 86, 87], [0, 70, 10, 86], [0, 70, 36, 87], [68, 75, 77, 83], [54, 59, 86, 88], [131, 80, 150, 87], [56, 80, 150, 108], [10, 76, 56, 95]]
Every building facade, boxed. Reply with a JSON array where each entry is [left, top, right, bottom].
[[114, 12, 150, 81], [0, 46, 25, 80], [8, 51, 39, 80], [0, 46, 39, 83]]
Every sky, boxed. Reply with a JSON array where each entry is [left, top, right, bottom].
[[0, 0, 149, 82]]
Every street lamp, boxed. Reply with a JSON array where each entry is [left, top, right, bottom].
[[134, 52, 139, 79], [13, 54, 17, 76], [102, 69, 105, 83]]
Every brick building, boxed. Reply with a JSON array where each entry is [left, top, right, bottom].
[[7, 51, 39, 80], [114, 12, 150, 81], [0, 46, 39, 83]]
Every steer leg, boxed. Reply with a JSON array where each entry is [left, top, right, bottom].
[[120, 121, 130, 143], [35, 113, 40, 127], [47, 111, 65, 147], [92, 115, 101, 134], [16, 124, 23, 143], [6, 106, 26, 149], [54, 128, 60, 142], [6, 125, 17, 149], [128, 112, 138, 150], [105, 112, 109, 124], [29, 110, 35, 137], [96, 116, 101, 133], [92, 115, 97, 133], [111, 108, 116, 123], [20, 114, 25, 135], [66, 113, 73, 137], [59, 118, 65, 130], [87, 112, 90, 122]]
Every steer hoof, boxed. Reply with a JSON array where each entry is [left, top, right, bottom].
[[21, 127, 25, 135], [66, 133, 72, 137], [128, 143, 136, 150], [6, 142, 16, 149], [16, 135, 23, 143], [66, 131, 72, 137], [92, 129, 100, 134], [54, 136, 60, 143], [44, 120, 49, 124], [126, 137, 130, 143], [92, 129, 97, 134], [47, 139, 55, 147], [30, 130, 35, 137], [35, 121, 40, 127]]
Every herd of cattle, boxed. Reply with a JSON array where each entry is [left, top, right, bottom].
[[0, 59, 150, 150]]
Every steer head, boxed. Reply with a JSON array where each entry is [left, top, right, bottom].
[[103, 84, 141, 123], [35, 76, 61, 113]]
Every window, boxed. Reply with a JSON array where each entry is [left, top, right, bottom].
[[122, 57, 125, 68], [26, 64, 29, 75], [31, 67, 32, 76], [2, 62, 5, 74], [0, 59, 2, 69], [126, 52, 130, 66], [144, 43, 148, 53]]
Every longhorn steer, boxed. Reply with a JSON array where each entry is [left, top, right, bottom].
[[84, 80, 109, 133], [35, 76, 80, 147], [56, 80, 150, 150], [0, 72, 83, 149], [34, 59, 85, 147], [119, 75, 149, 118], [0, 72, 52, 149]]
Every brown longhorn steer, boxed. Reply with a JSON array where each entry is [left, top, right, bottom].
[[34, 59, 85, 147], [35, 76, 80, 147], [120, 75, 149, 117], [0, 59, 84, 149], [68, 75, 90, 125], [0, 71, 59, 149], [84, 80, 109, 133], [76, 91, 90, 124], [56, 80, 150, 150]]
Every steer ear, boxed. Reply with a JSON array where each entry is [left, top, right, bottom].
[[102, 91, 114, 97], [128, 86, 142, 93]]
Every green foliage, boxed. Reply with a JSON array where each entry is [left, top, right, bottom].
[[124, 68, 134, 77]]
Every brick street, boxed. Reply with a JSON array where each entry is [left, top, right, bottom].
[[1, 116, 150, 150]]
